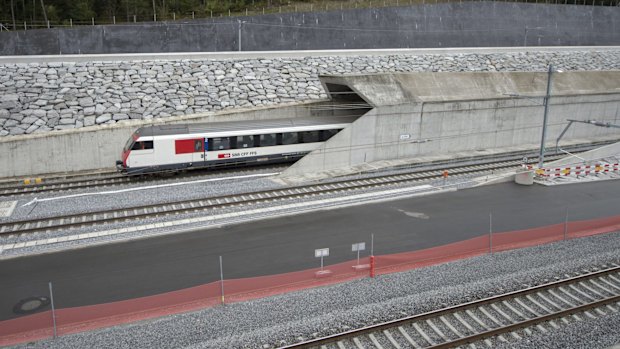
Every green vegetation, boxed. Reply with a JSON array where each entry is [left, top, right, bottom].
[[0, 0, 617, 30]]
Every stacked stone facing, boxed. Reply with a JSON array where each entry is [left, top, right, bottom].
[[1, 50, 619, 137]]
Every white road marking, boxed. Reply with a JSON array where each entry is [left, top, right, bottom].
[[2, 184, 439, 255], [397, 209, 429, 219], [21, 172, 280, 206]]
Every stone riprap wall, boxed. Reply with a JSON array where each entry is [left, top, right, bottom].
[[0, 2, 618, 55], [1, 49, 620, 137]]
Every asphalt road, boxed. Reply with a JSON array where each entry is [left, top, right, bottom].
[[1, 181, 619, 321]]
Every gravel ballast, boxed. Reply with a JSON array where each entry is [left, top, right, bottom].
[[0, 158, 489, 258], [2, 161, 619, 348], [11, 230, 620, 349]]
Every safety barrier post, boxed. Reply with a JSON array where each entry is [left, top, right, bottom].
[[219, 256, 225, 305], [370, 233, 375, 278], [564, 208, 569, 240], [48, 282, 57, 339], [370, 256, 375, 278], [489, 213, 493, 254]]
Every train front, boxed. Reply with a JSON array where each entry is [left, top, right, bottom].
[[116, 131, 140, 173]]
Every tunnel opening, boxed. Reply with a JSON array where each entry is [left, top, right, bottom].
[[308, 83, 372, 118]]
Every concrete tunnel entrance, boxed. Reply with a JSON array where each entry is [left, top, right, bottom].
[[312, 82, 374, 118], [278, 71, 620, 183]]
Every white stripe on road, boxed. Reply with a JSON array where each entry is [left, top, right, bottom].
[[21, 172, 280, 206], [3, 184, 436, 256]]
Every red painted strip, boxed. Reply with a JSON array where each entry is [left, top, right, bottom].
[[2, 215, 620, 347], [175, 139, 203, 154]]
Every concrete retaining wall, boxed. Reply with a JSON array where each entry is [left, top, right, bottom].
[[0, 103, 316, 178], [283, 71, 620, 176], [2, 48, 619, 137], [3, 57, 620, 179], [0, 2, 618, 55]]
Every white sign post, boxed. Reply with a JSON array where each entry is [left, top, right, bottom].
[[315, 248, 329, 271], [352, 242, 366, 266]]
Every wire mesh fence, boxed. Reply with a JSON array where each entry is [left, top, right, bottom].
[[0, 0, 618, 32]]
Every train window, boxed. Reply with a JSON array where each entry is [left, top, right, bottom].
[[300, 131, 320, 143], [211, 137, 231, 150], [194, 139, 204, 152], [259, 134, 277, 146], [237, 135, 254, 149], [282, 132, 298, 145], [131, 141, 153, 150], [124, 138, 134, 151]]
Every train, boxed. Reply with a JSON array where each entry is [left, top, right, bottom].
[[116, 117, 355, 175]]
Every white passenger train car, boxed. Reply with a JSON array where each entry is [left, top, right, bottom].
[[116, 117, 354, 174]]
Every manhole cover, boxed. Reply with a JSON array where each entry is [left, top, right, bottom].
[[13, 296, 51, 314]]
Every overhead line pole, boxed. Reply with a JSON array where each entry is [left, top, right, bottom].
[[538, 64, 554, 168]]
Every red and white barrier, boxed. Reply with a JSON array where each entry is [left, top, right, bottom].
[[535, 163, 619, 178]]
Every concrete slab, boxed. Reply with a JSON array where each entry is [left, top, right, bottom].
[[277, 137, 620, 185], [535, 174, 620, 186], [322, 71, 620, 106], [0, 201, 17, 218], [535, 140, 620, 186], [547, 140, 620, 167]]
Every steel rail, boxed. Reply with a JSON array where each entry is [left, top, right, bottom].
[[277, 265, 620, 349], [0, 140, 611, 198], [1, 158, 530, 236], [428, 294, 620, 349], [0, 175, 132, 197], [0, 164, 287, 198], [1, 143, 617, 237]]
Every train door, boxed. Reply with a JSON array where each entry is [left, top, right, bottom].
[[193, 138, 206, 166], [174, 138, 206, 168], [128, 140, 155, 167]]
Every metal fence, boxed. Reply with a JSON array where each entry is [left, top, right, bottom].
[[1, 213, 619, 346], [0, 0, 618, 32]]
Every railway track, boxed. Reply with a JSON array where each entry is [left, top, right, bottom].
[[0, 141, 612, 198], [278, 264, 620, 349], [0, 165, 286, 198], [1, 157, 538, 237], [0, 174, 131, 197]]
